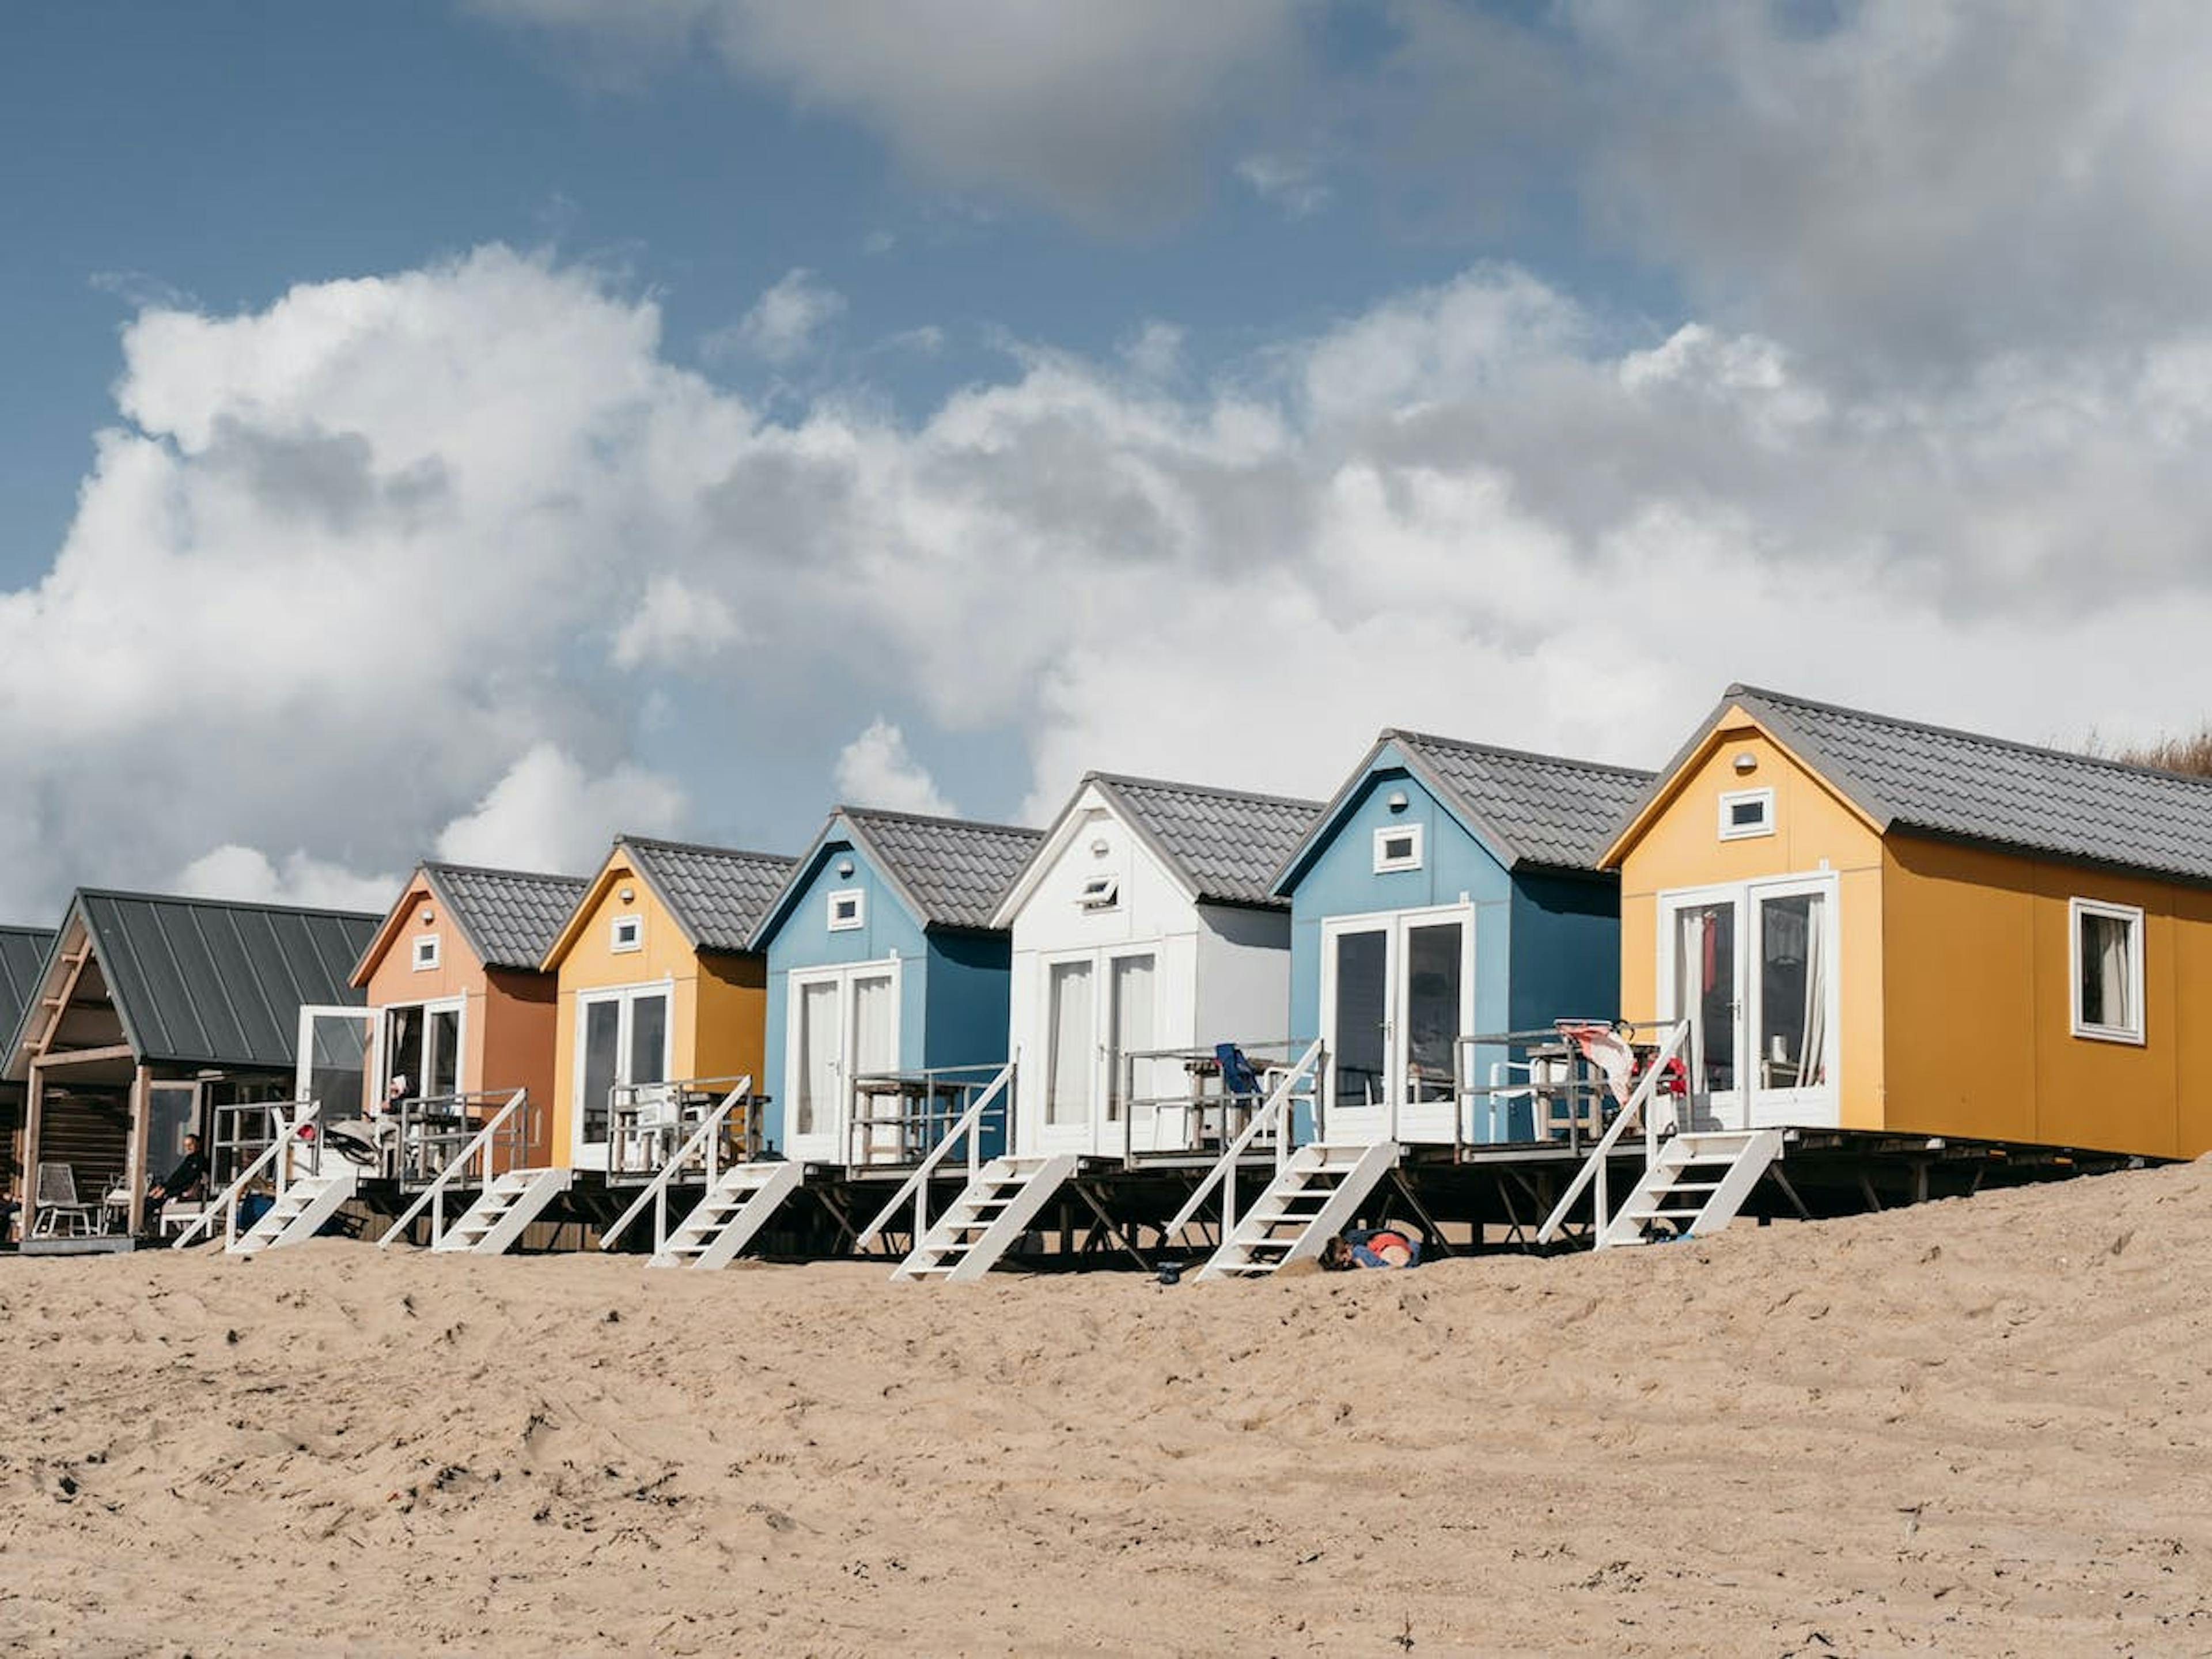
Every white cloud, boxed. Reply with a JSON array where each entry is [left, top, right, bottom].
[[706, 267, 847, 365], [470, 0, 1312, 230], [435, 743, 686, 874], [173, 845, 402, 914], [1234, 153, 1331, 218], [612, 574, 742, 669], [834, 719, 955, 816], [16, 238, 2212, 923]]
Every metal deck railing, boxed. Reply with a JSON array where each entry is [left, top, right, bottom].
[[388, 1089, 537, 1188], [1111, 1039, 1309, 1164], [843, 1064, 1011, 1172], [604, 1077, 767, 1183]]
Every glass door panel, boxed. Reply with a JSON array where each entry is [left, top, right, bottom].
[[1755, 891, 1826, 1092], [851, 971, 899, 1160], [1046, 960, 1094, 1127], [1402, 922, 1463, 1107], [427, 1007, 462, 1099], [1672, 901, 1740, 1108], [297, 1006, 376, 1122], [1328, 929, 1389, 1112], [580, 999, 621, 1149]]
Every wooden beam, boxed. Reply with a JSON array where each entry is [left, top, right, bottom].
[[31, 941, 98, 1060], [126, 1065, 151, 1236], [20, 1064, 43, 1240], [35, 1043, 139, 1068]]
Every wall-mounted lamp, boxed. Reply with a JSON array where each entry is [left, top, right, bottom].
[[1089, 838, 1110, 857], [836, 858, 855, 878], [1733, 752, 1758, 775], [617, 886, 635, 904], [1385, 790, 1410, 813], [419, 908, 434, 926]]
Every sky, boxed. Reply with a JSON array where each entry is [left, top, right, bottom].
[[3, 0, 2212, 917]]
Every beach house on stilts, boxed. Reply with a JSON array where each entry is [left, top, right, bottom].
[[624, 807, 1044, 1275], [1557, 684, 2212, 1248], [343, 862, 585, 1253], [880, 774, 1321, 1281], [9, 892, 377, 1252], [402, 835, 795, 1256], [1169, 730, 1651, 1279]]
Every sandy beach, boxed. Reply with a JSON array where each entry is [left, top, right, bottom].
[[4, 1163, 2210, 1656]]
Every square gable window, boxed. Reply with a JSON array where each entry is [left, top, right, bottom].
[[1373, 823, 1423, 873], [610, 914, 643, 954], [2071, 897, 2145, 1044], [411, 934, 440, 972], [1077, 873, 1120, 911], [1717, 787, 1775, 841], [828, 889, 865, 932]]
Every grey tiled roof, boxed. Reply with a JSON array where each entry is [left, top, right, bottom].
[[1385, 732, 1654, 871], [1709, 684, 2212, 883], [1094, 775, 1323, 907], [622, 837, 796, 953], [843, 809, 1044, 931], [426, 864, 590, 971], [20, 892, 378, 1072]]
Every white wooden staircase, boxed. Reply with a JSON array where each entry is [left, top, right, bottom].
[[430, 1168, 572, 1255], [650, 1161, 804, 1270], [891, 1153, 1078, 1282], [1597, 1128, 1783, 1247], [229, 1165, 359, 1256], [1195, 1140, 1400, 1280]]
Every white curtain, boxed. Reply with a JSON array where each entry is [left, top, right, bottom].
[[796, 980, 839, 1137], [1798, 895, 1827, 1088], [1047, 961, 1094, 1127], [2090, 914, 2131, 1027], [1108, 955, 1154, 1128]]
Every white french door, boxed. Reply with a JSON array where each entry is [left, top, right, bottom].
[[573, 982, 672, 1169], [1658, 873, 1838, 1131], [378, 998, 465, 1104], [785, 960, 900, 1165], [1319, 905, 1474, 1146], [1035, 949, 1158, 1156], [296, 1005, 380, 1123]]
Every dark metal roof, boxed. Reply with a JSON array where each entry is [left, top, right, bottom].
[[621, 838, 796, 954], [757, 808, 1045, 943], [50, 891, 377, 1071], [1092, 774, 1323, 908], [424, 863, 590, 971], [1662, 684, 2212, 884], [1275, 729, 1654, 891], [0, 926, 56, 1073]]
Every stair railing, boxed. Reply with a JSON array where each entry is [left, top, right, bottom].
[[1160, 1037, 1324, 1247], [853, 1058, 1014, 1255], [376, 1089, 529, 1249], [173, 1097, 314, 1250], [1535, 1020, 1690, 1248], [599, 1077, 754, 1255]]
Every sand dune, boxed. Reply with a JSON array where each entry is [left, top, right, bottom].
[[5, 1163, 2212, 1655]]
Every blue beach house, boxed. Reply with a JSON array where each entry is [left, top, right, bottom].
[[1271, 731, 1652, 1146], [753, 807, 1043, 1168]]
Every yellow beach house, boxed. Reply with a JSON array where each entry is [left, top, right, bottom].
[[1606, 684, 2212, 1162]]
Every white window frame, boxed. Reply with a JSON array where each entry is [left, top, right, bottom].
[[1077, 873, 1120, 911], [410, 933, 440, 972], [1372, 822, 1423, 873], [827, 888, 865, 932], [1717, 787, 1776, 841], [2069, 896, 2146, 1046], [609, 914, 644, 955]]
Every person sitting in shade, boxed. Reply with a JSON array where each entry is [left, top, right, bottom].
[[144, 1134, 208, 1229], [1320, 1226, 1420, 1271]]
